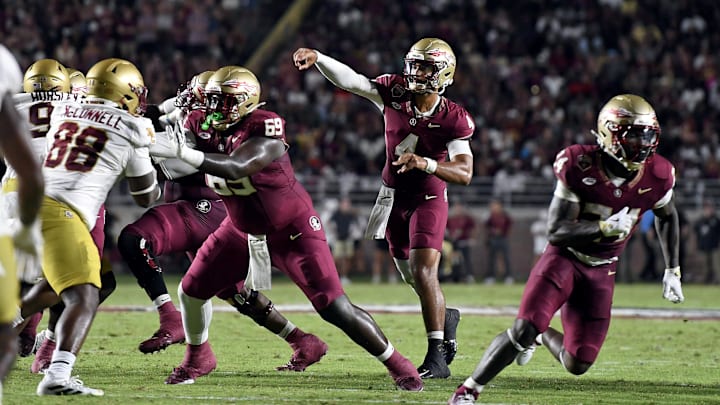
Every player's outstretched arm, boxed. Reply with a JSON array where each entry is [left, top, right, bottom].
[[198, 137, 286, 181], [654, 196, 684, 303]]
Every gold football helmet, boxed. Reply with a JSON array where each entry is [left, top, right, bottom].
[[67, 68, 88, 95], [594, 94, 660, 171], [176, 70, 215, 110], [403, 38, 456, 94], [204, 66, 261, 130], [23, 59, 70, 93], [86, 58, 148, 116]]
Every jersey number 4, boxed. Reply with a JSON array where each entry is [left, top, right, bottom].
[[45, 122, 108, 172]]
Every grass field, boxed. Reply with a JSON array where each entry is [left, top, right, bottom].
[[4, 274, 719, 404]]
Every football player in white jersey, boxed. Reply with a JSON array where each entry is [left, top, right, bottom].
[[4, 59, 76, 358], [32, 58, 161, 396], [0, 44, 45, 402]]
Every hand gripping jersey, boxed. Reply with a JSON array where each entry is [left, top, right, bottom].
[[186, 108, 315, 235], [42, 100, 156, 229], [373, 74, 474, 194], [553, 144, 675, 260]]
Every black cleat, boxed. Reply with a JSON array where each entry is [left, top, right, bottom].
[[444, 308, 460, 365], [417, 360, 450, 379]]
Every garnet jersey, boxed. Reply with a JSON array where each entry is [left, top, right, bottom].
[[373, 74, 474, 193], [43, 100, 156, 229], [186, 109, 314, 235], [553, 144, 675, 260]]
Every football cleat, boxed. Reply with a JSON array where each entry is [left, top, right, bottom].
[[37, 374, 104, 396], [276, 331, 328, 372], [18, 312, 43, 357], [417, 360, 451, 379], [139, 312, 185, 354], [165, 343, 217, 385], [444, 307, 461, 365], [385, 352, 423, 391], [31, 331, 56, 374], [447, 385, 479, 405], [515, 334, 542, 366]]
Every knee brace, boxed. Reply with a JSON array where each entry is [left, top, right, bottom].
[[226, 288, 274, 326], [393, 258, 416, 292], [117, 231, 162, 289]]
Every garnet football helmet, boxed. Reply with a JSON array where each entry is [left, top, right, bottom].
[[204, 66, 261, 130], [403, 38, 456, 94], [594, 94, 660, 171], [86, 58, 148, 116], [67, 68, 88, 95], [175, 70, 214, 110], [22, 59, 70, 93]]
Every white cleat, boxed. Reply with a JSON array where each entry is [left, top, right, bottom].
[[37, 374, 104, 396], [515, 334, 543, 366]]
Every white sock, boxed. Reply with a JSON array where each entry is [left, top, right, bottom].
[[278, 321, 296, 339], [46, 350, 76, 381], [46, 329, 56, 342], [153, 294, 172, 309], [427, 330, 444, 340], [463, 377, 484, 392], [178, 284, 212, 345], [375, 342, 394, 362]]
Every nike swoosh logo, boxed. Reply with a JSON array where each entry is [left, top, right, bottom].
[[608, 271, 616, 276], [428, 123, 441, 128], [638, 187, 652, 194], [424, 195, 437, 200], [290, 233, 303, 240]]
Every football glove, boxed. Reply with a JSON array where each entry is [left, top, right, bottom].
[[662, 267, 684, 304], [599, 206, 633, 238], [166, 124, 205, 168], [12, 220, 43, 258]]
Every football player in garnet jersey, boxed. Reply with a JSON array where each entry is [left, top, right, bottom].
[[0, 43, 45, 401], [448, 94, 684, 404], [153, 66, 423, 391], [294, 38, 474, 379], [123, 71, 328, 373]]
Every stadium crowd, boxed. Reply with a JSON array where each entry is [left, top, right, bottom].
[[3, 0, 720, 181]]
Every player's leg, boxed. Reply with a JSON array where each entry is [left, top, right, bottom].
[[17, 282, 43, 357], [165, 219, 248, 384], [221, 283, 328, 372], [543, 262, 615, 375], [0, 237, 20, 392], [273, 227, 422, 391], [36, 199, 103, 396], [449, 247, 573, 404]]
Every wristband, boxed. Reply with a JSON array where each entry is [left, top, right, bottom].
[[665, 266, 681, 277], [180, 147, 205, 168], [424, 157, 438, 174]]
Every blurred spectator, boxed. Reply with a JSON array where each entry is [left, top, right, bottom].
[[484, 199, 513, 284], [693, 200, 720, 284], [530, 209, 548, 265], [371, 239, 397, 284], [329, 197, 360, 285], [446, 200, 478, 283]]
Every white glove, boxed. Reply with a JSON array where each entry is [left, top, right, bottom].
[[599, 206, 633, 238], [166, 124, 205, 168], [12, 220, 43, 258], [662, 267, 684, 303]]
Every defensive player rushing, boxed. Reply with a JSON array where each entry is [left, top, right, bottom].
[[448, 95, 685, 404], [153, 66, 423, 390], [293, 38, 474, 378], [124, 71, 327, 372], [17, 64, 117, 374], [31, 58, 161, 396], [0, 43, 45, 402]]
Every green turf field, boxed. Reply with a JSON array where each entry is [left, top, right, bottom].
[[4, 274, 719, 404]]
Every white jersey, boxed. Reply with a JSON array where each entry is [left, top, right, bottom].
[[0, 44, 23, 236], [43, 99, 156, 229], [2, 92, 82, 186]]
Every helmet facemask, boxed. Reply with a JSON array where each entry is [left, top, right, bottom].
[[203, 66, 261, 131], [204, 91, 245, 131], [404, 59, 446, 94], [403, 38, 456, 94]]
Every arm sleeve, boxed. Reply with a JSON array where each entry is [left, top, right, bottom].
[[315, 51, 384, 111], [156, 158, 199, 180], [159, 97, 177, 114], [125, 147, 156, 178]]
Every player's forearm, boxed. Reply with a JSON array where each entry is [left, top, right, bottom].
[[654, 211, 680, 268], [315, 51, 383, 108], [433, 161, 472, 185], [547, 219, 604, 248]]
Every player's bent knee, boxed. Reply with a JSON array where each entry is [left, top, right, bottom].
[[511, 319, 540, 348], [561, 350, 593, 375], [317, 295, 354, 327]]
